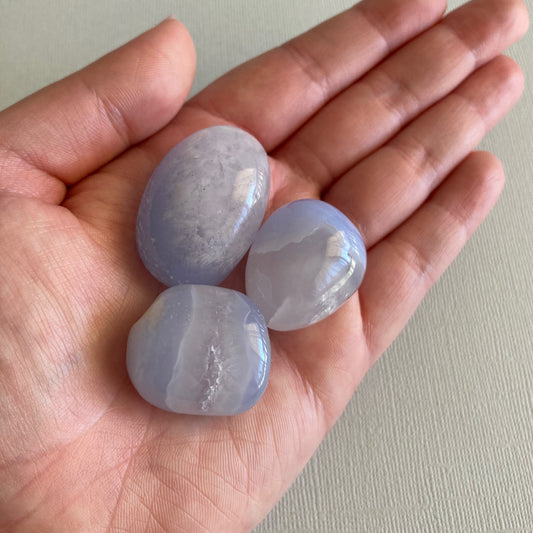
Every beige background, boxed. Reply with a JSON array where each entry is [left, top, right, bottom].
[[1, 1, 532, 531]]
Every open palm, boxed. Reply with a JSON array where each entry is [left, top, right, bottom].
[[0, 0, 527, 531]]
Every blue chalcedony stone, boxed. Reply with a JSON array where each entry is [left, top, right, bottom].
[[127, 285, 271, 416], [136, 125, 270, 286], [245, 199, 366, 331]]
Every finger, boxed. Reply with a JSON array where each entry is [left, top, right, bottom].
[[359, 150, 505, 360], [275, 0, 529, 189], [325, 54, 524, 248], [0, 18, 196, 204], [186, 0, 446, 151]]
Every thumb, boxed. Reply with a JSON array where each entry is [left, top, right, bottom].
[[0, 17, 196, 203]]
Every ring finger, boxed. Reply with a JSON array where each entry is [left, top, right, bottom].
[[325, 54, 524, 248]]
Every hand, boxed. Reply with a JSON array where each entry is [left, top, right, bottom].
[[0, 0, 527, 530]]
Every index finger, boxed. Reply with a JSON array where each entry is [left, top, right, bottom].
[[187, 0, 447, 151]]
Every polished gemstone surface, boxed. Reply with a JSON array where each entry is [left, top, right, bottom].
[[245, 199, 366, 331], [136, 125, 270, 286], [127, 285, 271, 416]]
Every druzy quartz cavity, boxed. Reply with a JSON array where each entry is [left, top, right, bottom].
[[136, 125, 270, 286], [127, 285, 271, 416], [245, 199, 366, 331]]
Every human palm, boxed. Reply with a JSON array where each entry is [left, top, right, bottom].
[[0, 0, 528, 531]]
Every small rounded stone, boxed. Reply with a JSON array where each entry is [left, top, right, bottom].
[[136, 125, 270, 286], [127, 285, 271, 416], [245, 199, 366, 331]]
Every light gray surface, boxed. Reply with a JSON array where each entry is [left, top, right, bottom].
[[1, 1, 532, 531]]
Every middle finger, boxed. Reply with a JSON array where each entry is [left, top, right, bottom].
[[275, 0, 527, 191]]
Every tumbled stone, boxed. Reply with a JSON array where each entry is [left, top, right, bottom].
[[127, 285, 270, 416], [245, 199, 366, 331], [136, 125, 270, 286]]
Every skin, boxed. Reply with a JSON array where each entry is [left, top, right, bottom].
[[0, 0, 528, 530]]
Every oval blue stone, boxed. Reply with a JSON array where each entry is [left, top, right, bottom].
[[136, 125, 270, 286], [127, 285, 271, 416], [245, 199, 367, 331]]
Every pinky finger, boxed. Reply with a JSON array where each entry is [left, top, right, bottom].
[[359, 151, 505, 361]]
